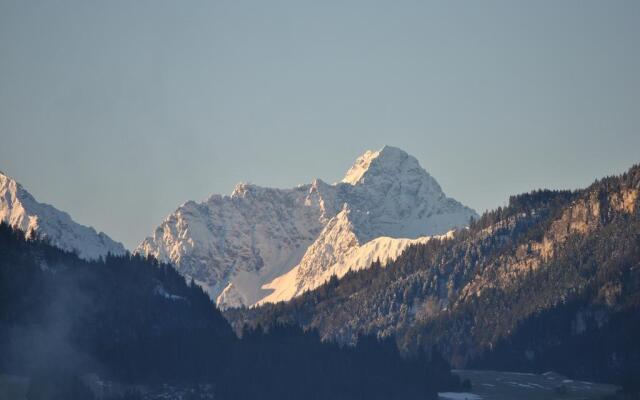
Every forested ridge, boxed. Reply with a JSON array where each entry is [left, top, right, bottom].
[[228, 164, 640, 385], [0, 222, 459, 399]]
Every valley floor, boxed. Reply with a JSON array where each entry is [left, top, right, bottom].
[[441, 370, 618, 400], [2, 370, 620, 400]]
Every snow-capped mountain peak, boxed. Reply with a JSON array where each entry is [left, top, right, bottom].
[[342, 145, 439, 189], [0, 171, 126, 259], [137, 146, 477, 308], [337, 146, 470, 242]]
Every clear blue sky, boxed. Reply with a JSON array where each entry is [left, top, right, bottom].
[[1, 0, 639, 249]]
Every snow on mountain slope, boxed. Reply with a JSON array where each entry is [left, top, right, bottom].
[[137, 146, 477, 308], [0, 171, 126, 259], [258, 205, 453, 305], [342, 149, 380, 185], [137, 182, 329, 307]]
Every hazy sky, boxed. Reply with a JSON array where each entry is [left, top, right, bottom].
[[1, 1, 639, 249]]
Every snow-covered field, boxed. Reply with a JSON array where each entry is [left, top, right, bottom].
[[439, 392, 482, 400], [442, 370, 618, 400]]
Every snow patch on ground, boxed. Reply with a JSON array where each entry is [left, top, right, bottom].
[[438, 393, 482, 400], [154, 285, 185, 301]]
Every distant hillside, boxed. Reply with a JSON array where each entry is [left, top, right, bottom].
[[227, 164, 640, 385]]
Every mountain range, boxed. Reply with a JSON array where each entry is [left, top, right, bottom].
[[1, 147, 639, 392], [0, 147, 476, 310]]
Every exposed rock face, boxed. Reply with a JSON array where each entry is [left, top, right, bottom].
[[460, 186, 639, 300], [0, 171, 126, 259], [137, 146, 477, 308]]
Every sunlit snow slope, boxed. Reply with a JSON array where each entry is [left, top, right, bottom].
[[258, 205, 455, 305]]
